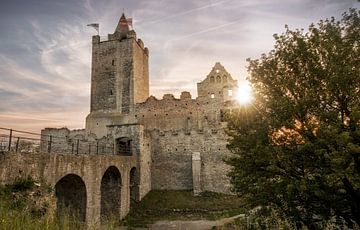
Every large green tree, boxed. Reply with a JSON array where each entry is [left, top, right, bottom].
[[226, 9, 360, 229]]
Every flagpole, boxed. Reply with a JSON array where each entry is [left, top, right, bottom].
[[87, 23, 100, 36]]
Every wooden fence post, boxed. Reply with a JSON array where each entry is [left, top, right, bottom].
[[8, 129, 12, 151], [15, 137, 20, 152]]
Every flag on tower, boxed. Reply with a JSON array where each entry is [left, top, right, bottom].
[[126, 18, 133, 27], [87, 23, 99, 34], [120, 18, 133, 28]]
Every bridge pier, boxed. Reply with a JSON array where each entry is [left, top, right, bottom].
[[86, 175, 101, 228]]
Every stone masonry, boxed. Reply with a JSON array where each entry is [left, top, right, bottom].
[[0, 151, 138, 227], [41, 13, 240, 197]]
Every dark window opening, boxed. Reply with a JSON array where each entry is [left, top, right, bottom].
[[110, 90, 113, 95], [220, 110, 224, 122], [111, 59, 115, 66], [216, 75, 221, 83], [116, 137, 132, 155]]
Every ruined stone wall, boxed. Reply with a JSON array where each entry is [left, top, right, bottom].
[[135, 93, 234, 193], [144, 128, 232, 193], [40, 128, 113, 155], [135, 93, 224, 131]]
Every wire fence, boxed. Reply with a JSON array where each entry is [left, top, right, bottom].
[[0, 127, 115, 155]]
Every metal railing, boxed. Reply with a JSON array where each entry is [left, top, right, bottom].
[[0, 127, 115, 155]]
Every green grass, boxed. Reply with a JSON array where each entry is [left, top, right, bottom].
[[122, 190, 246, 227], [0, 176, 87, 230]]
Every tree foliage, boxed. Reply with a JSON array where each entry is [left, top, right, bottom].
[[225, 9, 360, 229]]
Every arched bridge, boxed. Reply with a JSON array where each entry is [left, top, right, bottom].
[[0, 152, 140, 227]]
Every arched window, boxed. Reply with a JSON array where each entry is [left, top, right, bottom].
[[216, 76, 221, 83], [210, 76, 215, 83], [223, 75, 227, 82]]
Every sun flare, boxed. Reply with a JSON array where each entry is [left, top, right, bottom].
[[236, 84, 253, 105]]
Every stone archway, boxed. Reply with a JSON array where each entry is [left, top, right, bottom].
[[100, 166, 122, 223], [55, 174, 87, 222], [130, 167, 139, 203]]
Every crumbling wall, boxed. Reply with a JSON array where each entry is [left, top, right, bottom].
[[40, 128, 113, 155], [135, 92, 234, 193]]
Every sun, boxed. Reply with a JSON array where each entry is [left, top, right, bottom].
[[236, 84, 253, 105]]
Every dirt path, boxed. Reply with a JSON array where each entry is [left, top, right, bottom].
[[149, 214, 245, 230]]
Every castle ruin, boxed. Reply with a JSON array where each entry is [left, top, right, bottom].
[[41, 13, 240, 196]]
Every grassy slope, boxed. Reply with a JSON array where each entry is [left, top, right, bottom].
[[0, 176, 91, 230], [123, 190, 245, 227], [0, 179, 246, 229]]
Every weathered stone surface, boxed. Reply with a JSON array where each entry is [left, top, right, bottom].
[[192, 152, 201, 195], [0, 151, 138, 227]]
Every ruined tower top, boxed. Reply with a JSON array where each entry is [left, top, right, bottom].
[[197, 62, 238, 101], [114, 13, 130, 38]]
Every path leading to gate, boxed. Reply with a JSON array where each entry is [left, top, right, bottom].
[[149, 214, 245, 230]]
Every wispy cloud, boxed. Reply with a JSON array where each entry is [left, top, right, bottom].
[[0, 0, 358, 132]]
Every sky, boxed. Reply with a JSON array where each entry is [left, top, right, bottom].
[[0, 0, 358, 133]]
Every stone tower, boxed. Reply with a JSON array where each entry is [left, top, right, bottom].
[[86, 13, 149, 138]]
